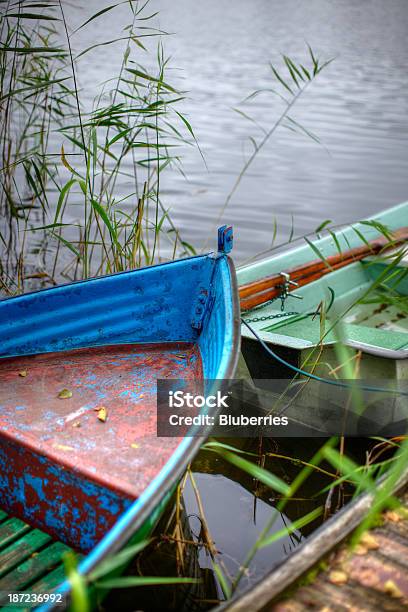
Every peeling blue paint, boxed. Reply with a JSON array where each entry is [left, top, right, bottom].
[[25, 473, 46, 502]]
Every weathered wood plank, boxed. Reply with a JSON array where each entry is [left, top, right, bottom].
[[0, 541, 69, 592], [0, 519, 31, 552], [0, 529, 52, 579], [270, 505, 408, 611], [0, 511, 79, 611], [369, 531, 408, 569], [274, 578, 405, 611], [222, 473, 408, 612], [27, 564, 67, 594]]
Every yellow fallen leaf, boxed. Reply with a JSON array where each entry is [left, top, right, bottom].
[[328, 570, 348, 585], [131, 443, 139, 449], [384, 510, 402, 523], [360, 532, 379, 550], [58, 388, 72, 399], [97, 407, 107, 422], [53, 443, 74, 451], [354, 544, 368, 556], [19, 370, 28, 377], [384, 580, 403, 599]]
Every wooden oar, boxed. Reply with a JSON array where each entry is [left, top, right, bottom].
[[240, 226, 408, 312]]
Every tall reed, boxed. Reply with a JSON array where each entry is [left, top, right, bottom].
[[0, 0, 196, 295]]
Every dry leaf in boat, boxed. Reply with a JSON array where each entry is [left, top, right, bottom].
[[53, 443, 74, 451], [384, 580, 403, 599], [72, 421, 81, 428], [97, 407, 107, 422], [18, 370, 28, 377], [328, 570, 348, 585], [58, 388, 72, 399]]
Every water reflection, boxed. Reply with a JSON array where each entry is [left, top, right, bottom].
[[182, 472, 301, 598], [66, 0, 408, 261], [104, 438, 333, 611]]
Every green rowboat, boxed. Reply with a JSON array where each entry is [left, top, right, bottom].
[[238, 201, 408, 435]]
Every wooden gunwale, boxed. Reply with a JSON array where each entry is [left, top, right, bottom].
[[240, 227, 408, 312]]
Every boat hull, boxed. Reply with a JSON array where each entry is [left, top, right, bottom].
[[0, 250, 240, 600]]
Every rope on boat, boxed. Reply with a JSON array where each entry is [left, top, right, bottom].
[[242, 318, 408, 397]]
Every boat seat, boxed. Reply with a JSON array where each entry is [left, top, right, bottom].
[[263, 317, 408, 352], [0, 509, 75, 610]]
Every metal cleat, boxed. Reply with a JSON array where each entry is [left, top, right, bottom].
[[278, 272, 303, 311]]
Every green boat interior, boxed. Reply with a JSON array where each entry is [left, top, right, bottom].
[[239, 203, 408, 362], [250, 257, 408, 354]]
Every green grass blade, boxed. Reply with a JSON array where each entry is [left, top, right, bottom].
[[55, 178, 76, 223], [89, 540, 150, 581], [95, 576, 199, 589], [212, 561, 231, 600], [213, 448, 291, 496], [260, 506, 323, 548]]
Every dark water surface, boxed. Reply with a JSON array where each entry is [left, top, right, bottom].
[[105, 437, 339, 610], [67, 0, 408, 262]]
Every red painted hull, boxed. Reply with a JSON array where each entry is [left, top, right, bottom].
[[0, 343, 202, 551]]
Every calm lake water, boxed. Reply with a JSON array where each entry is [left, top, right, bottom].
[[67, 0, 408, 262]]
